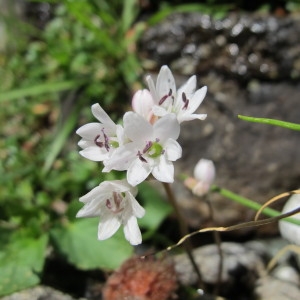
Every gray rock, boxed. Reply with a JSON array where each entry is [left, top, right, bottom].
[[174, 242, 265, 286], [255, 276, 300, 300], [139, 12, 300, 233], [0, 286, 86, 300]]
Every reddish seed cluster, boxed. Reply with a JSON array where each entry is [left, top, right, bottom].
[[102, 256, 178, 300]]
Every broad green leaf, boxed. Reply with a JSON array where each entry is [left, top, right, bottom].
[[50, 218, 133, 270], [138, 182, 172, 231], [238, 115, 300, 131], [0, 234, 48, 296]]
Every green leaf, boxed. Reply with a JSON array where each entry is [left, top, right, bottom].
[[138, 182, 172, 231], [238, 115, 300, 131], [50, 218, 133, 270], [0, 81, 81, 102], [0, 234, 48, 296], [42, 106, 80, 174]]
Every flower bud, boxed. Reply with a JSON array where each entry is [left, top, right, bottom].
[[186, 159, 215, 196]]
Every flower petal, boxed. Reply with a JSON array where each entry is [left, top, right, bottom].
[[153, 114, 180, 142], [165, 139, 182, 161], [103, 143, 137, 172], [152, 155, 174, 183], [98, 215, 121, 240], [132, 89, 154, 121], [179, 113, 207, 123], [127, 194, 145, 218], [91, 103, 116, 128], [127, 158, 151, 186], [123, 216, 142, 245], [76, 123, 104, 139], [156, 65, 176, 102], [177, 75, 196, 101], [186, 86, 207, 114], [124, 112, 153, 142], [79, 147, 109, 162]]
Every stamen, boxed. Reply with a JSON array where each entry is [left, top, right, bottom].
[[159, 88, 173, 105], [137, 151, 148, 163], [93, 129, 110, 152], [113, 192, 122, 209], [102, 129, 110, 151], [106, 199, 112, 209], [143, 141, 153, 154], [182, 92, 189, 110], [106, 193, 124, 214], [94, 135, 104, 147]]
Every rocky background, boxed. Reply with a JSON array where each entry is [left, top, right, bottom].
[[138, 11, 300, 234]]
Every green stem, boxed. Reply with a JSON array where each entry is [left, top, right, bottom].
[[211, 185, 300, 226], [238, 115, 300, 131]]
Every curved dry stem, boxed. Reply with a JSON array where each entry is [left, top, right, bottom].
[[254, 189, 300, 221], [162, 206, 300, 254], [267, 244, 300, 272]]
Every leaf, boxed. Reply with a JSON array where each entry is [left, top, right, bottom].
[[42, 106, 80, 174], [137, 182, 172, 231], [0, 234, 48, 296], [50, 218, 133, 270], [0, 81, 81, 102]]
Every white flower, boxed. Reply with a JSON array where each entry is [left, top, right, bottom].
[[132, 89, 155, 123], [76, 103, 124, 162], [184, 158, 215, 196], [146, 65, 207, 123], [103, 112, 182, 186], [76, 179, 145, 245]]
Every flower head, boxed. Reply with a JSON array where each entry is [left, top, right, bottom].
[[103, 112, 182, 186], [185, 158, 215, 196], [76, 179, 145, 245], [146, 65, 207, 123], [76, 103, 124, 162]]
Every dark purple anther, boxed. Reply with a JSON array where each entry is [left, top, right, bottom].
[[182, 92, 189, 110], [159, 88, 173, 105], [137, 151, 148, 163], [94, 135, 104, 147], [143, 141, 153, 154]]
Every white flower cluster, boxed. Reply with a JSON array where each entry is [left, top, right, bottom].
[[76, 65, 207, 245]]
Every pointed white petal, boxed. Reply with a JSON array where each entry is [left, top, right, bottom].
[[123, 216, 142, 245], [123, 111, 153, 141], [153, 114, 180, 142], [127, 194, 145, 218], [146, 75, 158, 102], [76, 123, 104, 139], [98, 215, 121, 240], [177, 75, 196, 101], [178, 113, 207, 123], [91, 103, 116, 128], [79, 147, 109, 162], [103, 143, 137, 171], [132, 89, 154, 121], [152, 156, 174, 183], [186, 86, 207, 113], [165, 139, 182, 161], [152, 105, 168, 117], [156, 65, 176, 101], [78, 140, 94, 149], [127, 158, 151, 186]]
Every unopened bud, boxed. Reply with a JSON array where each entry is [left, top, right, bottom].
[[190, 159, 216, 196]]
